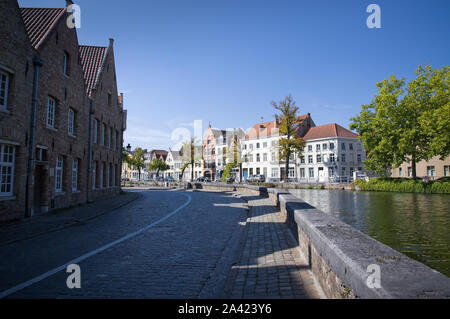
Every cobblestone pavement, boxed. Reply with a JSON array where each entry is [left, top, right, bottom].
[[223, 194, 321, 299], [0, 190, 247, 298], [0, 190, 320, 299], [0, 192, 140, 247]]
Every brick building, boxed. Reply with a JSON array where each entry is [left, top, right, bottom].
[[0, 0, 36, 221], [0, 0, 126, 221], [390, 156, 450, 179], [79, 41, 126, 201]]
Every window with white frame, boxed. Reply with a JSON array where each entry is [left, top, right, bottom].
[[330, 153, 335, 163], [316, 154, 322, 163], [288, 167, 295, 178], [55, 156, 63, 192], [271, 168, 279, 178], [263, 153, 267, 162], [0, 144, 15, 196], [108, 127, 111, 148], [308, 168, 314, 178], [357, 154, 362, 163], [47, 97, 56, 128], [308, 155, 313, 164], [68, 108, 75, 136], [113, 164, 117, 186], [100, 162, 104, 188], [72, 159, 78, 191], [300, 168, 305, 178], [329, 167, 335, 177], [0, 70, 10, 111], [92, 161, 97, 189], [444, 166, 449, 177], [341, 153, 346, 162], [107, 164, 110, 187]]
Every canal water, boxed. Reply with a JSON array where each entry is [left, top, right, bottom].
[[289, 189, 450, 277]]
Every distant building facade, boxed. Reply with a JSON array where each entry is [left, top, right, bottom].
[[241, 114, 315, 181], [391, 156, 450, 179], [298, 124, 366, 183]]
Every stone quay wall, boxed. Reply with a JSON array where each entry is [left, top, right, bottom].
[[191, 182, 450, 299]]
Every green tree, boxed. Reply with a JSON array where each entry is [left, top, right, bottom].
[[148, 157, 170, 178], [222, 134, 246, 182], [272, 95, 306, 181], [350, 64, 449, 178], [122, 147, 132, 166], [131, 147, 146, 181], [180, 138, 202, 182]]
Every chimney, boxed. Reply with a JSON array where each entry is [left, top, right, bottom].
[[66, 0, 74, 7], [126, 144, 131, 152], [109, 38, 114, 48]]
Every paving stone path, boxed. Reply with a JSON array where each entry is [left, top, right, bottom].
[[224, 194, 321, 299], [0, 189, 320, 299]]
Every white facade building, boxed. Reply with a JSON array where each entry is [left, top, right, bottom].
[[241, 114, 315, 182], [215, 128, 245, 181], [164, 149, 183, 180], [297, 124, 367, 183]]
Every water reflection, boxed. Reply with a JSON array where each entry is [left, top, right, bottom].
[[289, 189, 450, 277]]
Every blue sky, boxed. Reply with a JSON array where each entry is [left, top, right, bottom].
[[19, 0, 450, 150]]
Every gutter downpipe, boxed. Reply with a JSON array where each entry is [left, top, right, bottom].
[[25, 56, 43, 218]]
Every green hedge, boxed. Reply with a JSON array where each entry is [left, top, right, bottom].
[[354, 177, 450, 194]]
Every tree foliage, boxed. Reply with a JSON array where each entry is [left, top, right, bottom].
[[272, 95, 306, 180], [350, 64, 449, 177], [180, 138, 202, 181], [131, 148, 146, 180], [148, 157, 169, 177]]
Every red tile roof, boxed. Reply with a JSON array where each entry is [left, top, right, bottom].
[[303, 123, 359, 140], [20, 7, 65, 49], [79, 45, 108, 97], [245, 114, 309, 139]]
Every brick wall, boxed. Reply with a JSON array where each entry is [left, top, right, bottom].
[[0, 0, 35, 221], [89, 41, 123, 202], [33, 11, 89, 213]]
